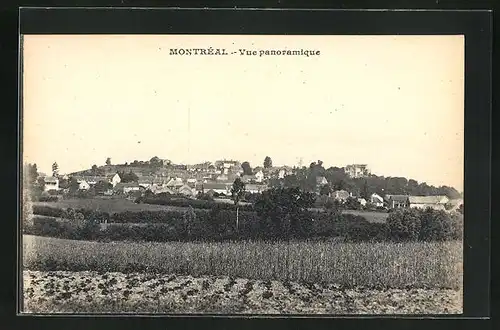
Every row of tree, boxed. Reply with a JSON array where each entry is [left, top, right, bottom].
[[263, 160, 460, 199]]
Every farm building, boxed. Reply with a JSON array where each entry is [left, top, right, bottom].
[[199, 182, 232, 196], [408, 195, 449, 210], [385, 195, 409, 209], [113, 182, 142, 194], [43, 176, 59, 192], [245, 184, 269, 194]]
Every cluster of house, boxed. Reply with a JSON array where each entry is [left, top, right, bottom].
[[39, 160, 297, 198], [327, 191, 462, 212], [38, 161, 462, 212]]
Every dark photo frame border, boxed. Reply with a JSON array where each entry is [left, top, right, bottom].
[[4, 5, 492, 330]]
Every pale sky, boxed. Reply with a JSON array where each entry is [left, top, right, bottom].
[[22, 35, 464, 191]]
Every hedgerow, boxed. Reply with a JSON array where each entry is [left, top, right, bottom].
[[29, 201, 462, 243]]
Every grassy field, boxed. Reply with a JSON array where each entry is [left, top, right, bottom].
[[33, 198, 192, 213], [23, 235, 462, 289], [342, 210, 390, 223]]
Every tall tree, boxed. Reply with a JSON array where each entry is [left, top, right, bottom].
[[37, 176, 45, 192], [27, 163, 38, 184], [361, 180, 369, 199], [241, 161, 253, 175], [52, 162, 59, 177], [106, 157, 112, 166], [264, 156, 272, 169], [149, 156, 163, 168], [91, 165, 99, 175], [231, 178, 246, 232], [94, 180, 112, 194], [69, 177, 80, 193]]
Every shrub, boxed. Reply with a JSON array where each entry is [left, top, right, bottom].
[[418, 208, 454, 241], [25, 216, 77, 239], [386, 209, 421, 242], [449, 211, 464, 240], [32, 205, 65, 218], [344, 197, 363, 210], [38, 196, 59, 202]]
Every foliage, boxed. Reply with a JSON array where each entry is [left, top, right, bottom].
[[118, 171, 139, 183], [231, 178, 246, 206], [319, 184, 331, 196], [149, 156, 163, 168], [106, 158, 112, 166], [183, 206, 197, 237], [270, 165, 460, 199], [263, 156, 272, 169], [52, 162, 59, 177], [24, 163, 39, 185], [241, 161, 253, 175], [38, 196, 59, 202], [31, 198, 462, 243], [386, 209, 422, 242], [254, 187, 316, 238], [418, 208, 454, 241], [344, 197, 363, 210], [94, 181, 112, 194]]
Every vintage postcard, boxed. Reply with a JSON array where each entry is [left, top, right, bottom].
[[20, 34, 464, 315]]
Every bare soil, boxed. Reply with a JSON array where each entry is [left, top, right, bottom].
[[22, 271, 462, 314]]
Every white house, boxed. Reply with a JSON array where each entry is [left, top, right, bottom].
[[113, 183, 142, 194], [345, 164, 370, 178], [43, 177, 59, 192], [254, 170, 264, 183], [108, 173, 121, 187], [316, 176, 328, 186], [245, 184, 268, 194], [78, 180, 90, 190], [357, 198, 367, 207], [370, 193, 384, 207]]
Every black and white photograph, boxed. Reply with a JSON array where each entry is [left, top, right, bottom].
[[20, 33, 465, 315]]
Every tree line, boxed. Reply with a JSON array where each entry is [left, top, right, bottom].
[[263, 160, 460, 199]]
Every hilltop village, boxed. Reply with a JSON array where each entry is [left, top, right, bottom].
[[28, 157, 463, 212]]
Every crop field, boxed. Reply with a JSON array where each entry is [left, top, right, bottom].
[[22, 270, 462, 314], [23, 235, 462, 288], [33, 198, 192, 213], [22, 235, 462, 313]]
